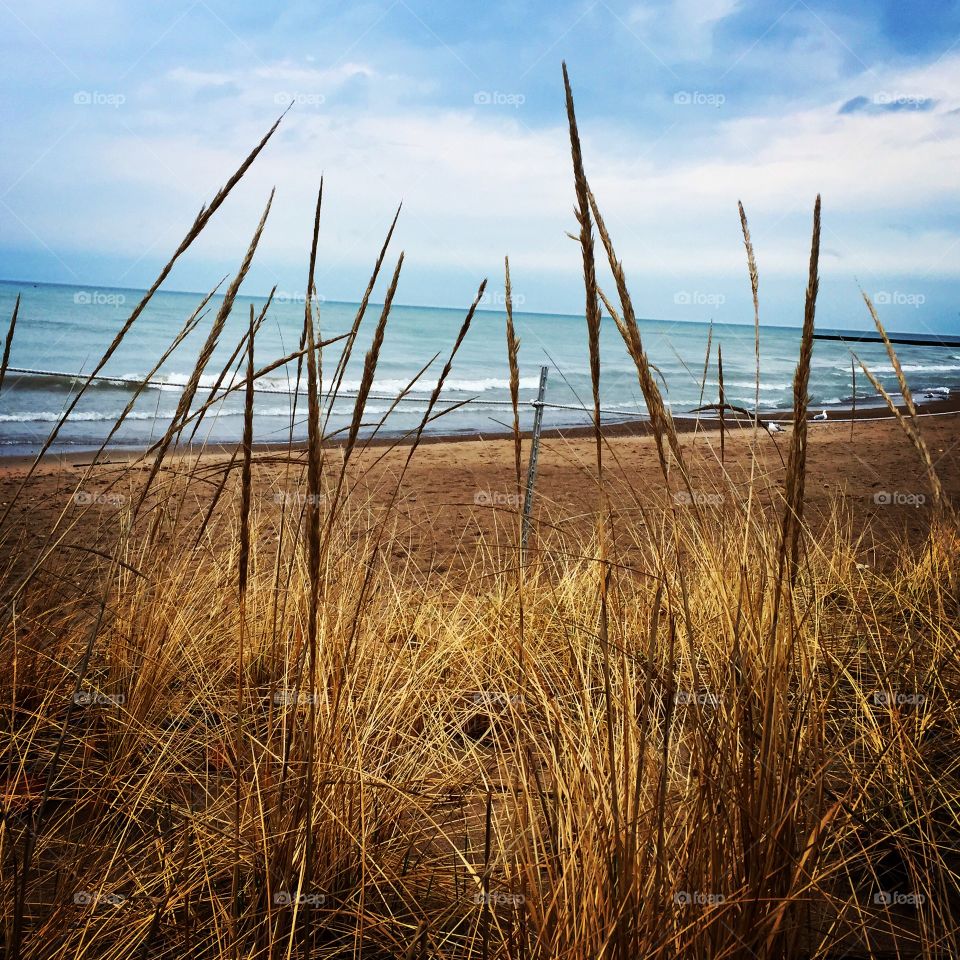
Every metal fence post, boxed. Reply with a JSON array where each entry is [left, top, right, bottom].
[[521, 365, 549, 558]]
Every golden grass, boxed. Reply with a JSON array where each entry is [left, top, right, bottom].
[[2, 477, 958, 958], [1, 71, 958, 960]]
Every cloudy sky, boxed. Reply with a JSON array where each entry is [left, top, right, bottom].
[[1, 0, 959, 332]]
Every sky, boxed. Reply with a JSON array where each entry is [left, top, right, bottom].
[[1, 0, 959, 333]]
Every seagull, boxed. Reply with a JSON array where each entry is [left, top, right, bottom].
[[767, 422, 785, 433], [814, 409, 828, 421]]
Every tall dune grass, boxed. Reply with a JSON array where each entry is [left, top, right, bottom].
[[1, 70, 958, 960]]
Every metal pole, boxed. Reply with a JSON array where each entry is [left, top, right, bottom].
[[521, 365, 549, 558]]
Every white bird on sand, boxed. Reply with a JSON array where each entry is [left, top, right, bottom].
[[767, 422, 785, 433], [814, 409, 828, 421]]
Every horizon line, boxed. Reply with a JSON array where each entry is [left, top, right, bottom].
[[0, 275, 953, 340]]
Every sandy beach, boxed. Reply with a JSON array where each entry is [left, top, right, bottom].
[[3, 408, 957, 587]]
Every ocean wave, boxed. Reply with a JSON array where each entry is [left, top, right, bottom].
[[12, 370, 546, 397], [725, 381, 791, 390], [337, 375, 544, 394], [868, 363, 960, 374], [127, 372, 549, 394], [0, 403, 459, 424], [730, 397, 791, 408], [0, 410, 163, 423]]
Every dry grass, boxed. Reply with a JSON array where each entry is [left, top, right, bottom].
[[1, 71, 958, 960]]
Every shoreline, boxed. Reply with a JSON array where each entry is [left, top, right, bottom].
[[3, 408, 958, 586], [2, 393, 959, 470]]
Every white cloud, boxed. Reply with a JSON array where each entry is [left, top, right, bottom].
[[629, 0, 742, 61], [3, 48, 960, 311]]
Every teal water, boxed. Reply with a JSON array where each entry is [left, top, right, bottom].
[[1, 279, 958, 455]]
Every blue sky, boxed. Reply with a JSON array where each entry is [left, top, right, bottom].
[[1, 0, 959, 332]]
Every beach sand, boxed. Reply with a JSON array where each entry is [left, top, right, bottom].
[[2, 409, 958, 587]]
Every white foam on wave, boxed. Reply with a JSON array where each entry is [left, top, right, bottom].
[[730, 397, 790, 408], [871, 363, 960, 374], [726, 381, 791, 391], [342, 375, 544, 394], [0, 410, 162, 423], [116, 372, 545, 395], [0, 404, 461, 424]]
